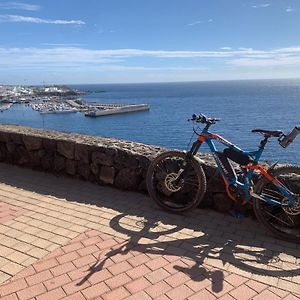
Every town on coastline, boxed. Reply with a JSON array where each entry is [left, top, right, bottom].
[[0, 85, 150, 116]]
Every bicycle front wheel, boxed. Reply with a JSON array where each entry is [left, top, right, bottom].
[[253, 165, 300, 242], [146, 151, 207, 212]]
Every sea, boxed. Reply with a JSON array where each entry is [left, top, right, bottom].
[[1, 79, 300, 164]]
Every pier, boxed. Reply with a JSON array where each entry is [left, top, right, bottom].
[[85, 103, 150, 117]]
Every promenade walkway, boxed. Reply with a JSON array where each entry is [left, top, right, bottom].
[[0, 162, 299, 300]]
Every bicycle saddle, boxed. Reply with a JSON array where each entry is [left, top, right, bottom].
[[251, 129, 283, 137]]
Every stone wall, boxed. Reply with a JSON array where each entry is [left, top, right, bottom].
[[0, 124, 238, 213]]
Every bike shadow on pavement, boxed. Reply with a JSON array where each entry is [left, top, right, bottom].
[[74, 210, 300, 293], [76, 213, 225, 293], [0, 163, 299, 291]]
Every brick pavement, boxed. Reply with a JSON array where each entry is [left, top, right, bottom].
[[0, 162, 299, 299], [0, 201, 27, 224]]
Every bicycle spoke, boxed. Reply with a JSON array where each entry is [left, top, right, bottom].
[[183, 177, 199, 188], [264, 210, 292, 227], [255, 166, 300, 241]]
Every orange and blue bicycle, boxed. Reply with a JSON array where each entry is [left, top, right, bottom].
[[146, 113, 300, 242]]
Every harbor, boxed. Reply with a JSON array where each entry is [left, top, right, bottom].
[[0, 85, 150, 116], [30, 100, 150, 116]]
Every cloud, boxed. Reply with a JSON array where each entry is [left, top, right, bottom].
[[238, 47, 254, 51], [187, 19, 213, 26], [286, 6, 295, 13], [251, 3, 270, 8], [274, 46, 300, 53], [230, 57, 300, 66], [0, 2, 40, 11], [0, 14, 85, 25], [0, 47, 116, 67], [0, 46, 300, 70], [229, 46, 300, 66]]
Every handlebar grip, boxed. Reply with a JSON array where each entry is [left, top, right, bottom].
[[192, 114, 197, 120]]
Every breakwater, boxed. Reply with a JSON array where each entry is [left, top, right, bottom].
[[0, 124, 258, 213], [85, 104, 150, 117]]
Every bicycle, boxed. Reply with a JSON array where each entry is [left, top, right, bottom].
[[146, 113, 300, 242]]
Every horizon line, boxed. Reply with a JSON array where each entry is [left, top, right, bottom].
[[2, 77, 300, 86]]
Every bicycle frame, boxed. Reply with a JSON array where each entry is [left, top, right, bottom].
[[188, 125, 295, 207]]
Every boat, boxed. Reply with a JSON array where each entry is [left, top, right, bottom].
[[0, 103, 13, 111], [40, 108, 79, 114]]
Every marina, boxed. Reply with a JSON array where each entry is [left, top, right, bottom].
[[40, 108, 79, 114], [0, 85, 150, 116]]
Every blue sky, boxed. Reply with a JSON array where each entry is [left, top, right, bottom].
[[0, 0, 300, 84]]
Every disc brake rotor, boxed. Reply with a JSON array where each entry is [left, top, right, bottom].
[[164, 173, 182, 192], [282, 197, 300, 215]]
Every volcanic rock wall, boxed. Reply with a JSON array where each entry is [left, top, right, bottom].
[[0, 124, 238, 213]]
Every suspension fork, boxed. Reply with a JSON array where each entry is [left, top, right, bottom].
[[173, 121, 209, 183], [173, 140, 204, 184], [190, 139, 204, 156]]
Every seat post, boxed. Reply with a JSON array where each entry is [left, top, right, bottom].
[[259, 136, 269, 149]]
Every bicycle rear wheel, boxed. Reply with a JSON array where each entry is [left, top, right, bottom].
[[253, 165, 300, 242], [146, 151, 207, 212]]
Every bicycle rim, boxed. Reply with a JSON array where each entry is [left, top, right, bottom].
[[254, 165, 300, 242], [146, 151, 206, 212]]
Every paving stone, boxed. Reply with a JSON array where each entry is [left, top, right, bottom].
[[252, 289, 282, 300], [126, 264, 151, 280], [35, 287, 66, 300], [108, 260, 132, 275], [225, 273, 248, 287], [125, 291, 152, 300], [229, 284, 258, 300], [166, 284, 194, 300], [245, 279, 268, 293], [26, 269, 53, 286], [81, 282, 110, 299], [145, 281, 172, 298], [102, 287, 130, 300], [145, 268, 170, 284], [185, 275, 212, 292], [17, 283, 47, 300], [188, 288, 217, 300], [165, 271, 191, 287], [0, 278, 28, 297], [283, 294, 300, 300], [125, 276, 151, 294], [105, 272, 131, 289]]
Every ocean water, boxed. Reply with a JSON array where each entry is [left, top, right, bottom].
[[1, 79, 300, 163]]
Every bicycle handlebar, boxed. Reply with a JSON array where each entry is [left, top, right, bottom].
[[188, 113, 300, 149], [189, 113, 220, 125]]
